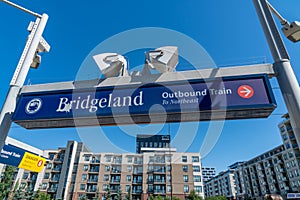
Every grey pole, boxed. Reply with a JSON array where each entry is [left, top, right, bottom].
[[0, 13, 48, 150], [253, 0, 300, 148]]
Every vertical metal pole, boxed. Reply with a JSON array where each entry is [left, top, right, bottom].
[[0, 14, 48, 150], [253, 0, 300, 151]]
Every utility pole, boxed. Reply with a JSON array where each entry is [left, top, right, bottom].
[[253, 0, 300, 150], [0, 0, 49, 150]]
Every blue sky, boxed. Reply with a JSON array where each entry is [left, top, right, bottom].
[[1, 0, 300, 173]]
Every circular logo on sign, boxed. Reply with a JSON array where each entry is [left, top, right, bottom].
[[25, 98, 42, 114], [37, 160, 43, 167], [238, 85, 254, 99]]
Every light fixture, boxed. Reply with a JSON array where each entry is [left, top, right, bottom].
[[267, 2, 300, 43], [282, 21, 300, 43], [93, 53, 128, 78], [144, 46, 178, 74], [30, 52, 41, 69]]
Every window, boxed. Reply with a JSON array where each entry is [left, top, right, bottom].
[[127, 165, 132, 172], [102, 184, 108, 191], [81, 174, 87, 181], [127, 156, 133, 163], [167, 185, 172, 192], [23, 173, 28, 179], [194, 186, 202, 193], [80, 184, 85, 190], [83, 165, 88, 171], [104, 174, 109, 181], [183, 175, 188, 182], [126, 185, 131, 192], [194, 175, 201, 182], [282, 134, 288, 141], [288, 151, 294, 158], [105, 165, 110, 172], [41, 183, 47, 190], [182, 156, 187, 162], [20, 183, 26, 189], [192, 156, 199, 162], [167, 175, 171, 182], [167, 165, 172, 172], [48, 153, 55, 160], [84, 155, 90, 161], [183, 165, 188, 172], [126, 175, 131, 182], [149, 156, 154, 162], [44, 173, 50, 179], [192, 165, 200, 172], [286, 142, 291, 149], [46, 163, 52, 169], [280, 126, 285, 133], [166, 155, 171, 162], [184, 185, 189, 193], [105, 155, 112, 162]]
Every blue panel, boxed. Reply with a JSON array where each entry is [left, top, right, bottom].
[[0, 144, 25, 167], [12, 75, 276, 128]]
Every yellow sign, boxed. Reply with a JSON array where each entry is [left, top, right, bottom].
[[18, 152, 46, 172]]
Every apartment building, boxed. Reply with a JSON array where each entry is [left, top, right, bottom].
[[204, 114, 300, 200], [72, 150, 204, 200], [204, 169, 236, 199], [36, 141, 89, 199], [0, 140, 203, 200], [136, 134, 171, 154], [202, 167, 216, 182]]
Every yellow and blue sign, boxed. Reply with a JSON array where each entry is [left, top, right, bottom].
[[0, 144, 45, 172]]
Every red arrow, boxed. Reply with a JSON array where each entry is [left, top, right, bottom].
[[238, 85, 254, 99]]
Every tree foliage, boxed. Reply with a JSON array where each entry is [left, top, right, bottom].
[[187, 190, 203, 200], [205, 196, 227, 200], [0, 165, 15, 199]]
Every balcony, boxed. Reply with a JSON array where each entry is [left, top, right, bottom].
[[153, 169, 166, 174], [52, 167, 61, 172], [89, 168, 100, 173], [86, 188, 97, 193], [153, 179, 166, 184], [88, 178, 98, 183], [54, 158, 64, 163], [50, 177, 60, 182], [133, 179, 143, 184], [47, 188, 57, 193], [133, 170, 143, 175], [132, 189, 143, 194], [111, 169, 122, 174], [110, 180, 120, 184], [154, 189, 166, 194]]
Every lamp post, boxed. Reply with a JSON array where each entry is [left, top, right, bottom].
[[0, 0, 49, 150], [252, 0, 300, 150]]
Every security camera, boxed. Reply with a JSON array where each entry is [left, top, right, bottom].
[[145, 46, 178, 73], [282, 21, 300, 43], [30, 53, 41, 69], [93, 53, 128, 78]]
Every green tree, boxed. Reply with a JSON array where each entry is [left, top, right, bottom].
[[0, 165, 15, 199], [105, 187, 112, 200], [124, 186, 131, 200], [11, 181, 23, 200], [116, 188, 122, 200], [33, 189, 52, 200], [187, 190, 203, 200], [92, 187, 100, 200], [205, 196, 227, 200]]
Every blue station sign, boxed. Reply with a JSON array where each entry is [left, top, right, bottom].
[[12, 75, 276, 129]]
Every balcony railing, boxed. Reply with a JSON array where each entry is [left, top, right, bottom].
[[88, 178, 98, 182], [86, 188, 97, 193]]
